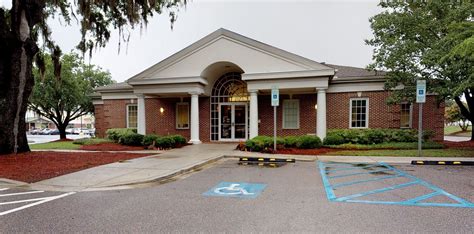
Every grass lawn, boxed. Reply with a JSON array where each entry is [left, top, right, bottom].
[[29, 138, 111, 150], [30, 141, 80, 150], [323, 149, 474, 157], [325, 142, 443, 150], [444, 125, 472, 137]]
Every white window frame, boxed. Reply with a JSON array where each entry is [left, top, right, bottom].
[[349, 98, 369, 129], [176, 102, 190, 129], [126, 104, 138, 129], [282, 99, 300, 129], [400, 102, 413, 129]]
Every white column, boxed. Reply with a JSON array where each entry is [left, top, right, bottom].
[[249, 90, 259, 139], [316, 88, 327, 140], [137, 94, 146, 135], [189, 92, 201, 144]]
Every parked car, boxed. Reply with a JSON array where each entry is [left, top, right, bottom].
[[29, 128, 42, 135], [48, 129, 60, 135], [40, 128, 54, 135]]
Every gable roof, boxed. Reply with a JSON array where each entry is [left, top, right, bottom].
[[325, 64, 385, 78], [128, 28, 334, 81]]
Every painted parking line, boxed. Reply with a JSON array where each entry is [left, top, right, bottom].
[[318, 161, 474, 208], [0, 189, 75, 216]]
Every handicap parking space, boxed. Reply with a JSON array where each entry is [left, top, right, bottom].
[[0, 187, 75, 216], [319, 161, 474, 208]]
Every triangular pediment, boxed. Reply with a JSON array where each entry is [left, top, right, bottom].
[[128, 28, 333, 81]]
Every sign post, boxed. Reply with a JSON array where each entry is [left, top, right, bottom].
[[271, 86, 279, 151], [416, 80, 426, 157]]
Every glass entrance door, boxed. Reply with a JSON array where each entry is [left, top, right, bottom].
[[219, 103, 247, 141]]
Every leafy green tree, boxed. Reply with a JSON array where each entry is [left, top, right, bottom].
[[445, 101, 470, 131], [366, 0, 474, 140], [0, 1, 186, 154], [29, 53, 113, 139]]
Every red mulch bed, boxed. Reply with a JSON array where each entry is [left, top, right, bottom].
[[0, 151, 152, 183], [443, 140, 474, 149], [276, 148, 344, 155], [79, 143, 145, 151]]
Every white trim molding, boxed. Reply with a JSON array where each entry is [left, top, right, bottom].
[[176, 102, 190, 129], [126, 104, 138, 129], [282, 99, 300, 129], [349, 97, 369, 129]]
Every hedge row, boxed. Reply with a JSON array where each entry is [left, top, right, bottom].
[[323, 129, 435, 145], [245, 135, 322, 152], [105, 128, 187, 149]]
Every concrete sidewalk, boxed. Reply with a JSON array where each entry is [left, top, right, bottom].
[[12, 144, 474, 192], [27, 144, 236, 192]]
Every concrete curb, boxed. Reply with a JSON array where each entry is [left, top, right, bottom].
[[32, 149, 162, 154], [0, 178, 28, 187], [85, 156, 225, 191]]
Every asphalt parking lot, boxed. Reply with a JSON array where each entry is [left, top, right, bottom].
[[1, 159, 473, 232]]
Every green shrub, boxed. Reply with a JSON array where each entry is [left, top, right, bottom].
[[326, 129, 421, 144], [118, 133, 144, 146], [423, 130, 435, 141], [296, 135, 322, 149], [155, 136, 174, 149], [106, 128, 137, 142], [244, 136, 284, 152], [283, 136, 299, 148], [323, 135, 345, 145], [142, 134, 160, 146], [170, 135, 187, 145]]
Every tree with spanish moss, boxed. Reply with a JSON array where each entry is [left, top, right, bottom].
[[0, 0, 186, 154], [366, 0, 474, 140]]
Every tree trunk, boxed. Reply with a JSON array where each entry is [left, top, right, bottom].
[[0, 1, 44, 155], [58, 124, 67, 140]]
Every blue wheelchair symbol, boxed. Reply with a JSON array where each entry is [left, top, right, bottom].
[[203, 182, 267, 199]]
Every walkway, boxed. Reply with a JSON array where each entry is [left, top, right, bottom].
[[28, 144, 235, 192]]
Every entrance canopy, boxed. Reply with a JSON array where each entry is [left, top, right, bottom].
[[127, 28, 334, 96]]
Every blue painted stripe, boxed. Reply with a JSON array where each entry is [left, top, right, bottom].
[[318, 162, 336, 201], [318, 161, 474, 208], [345, 199, 474, 208], [335, 181, 419, 202], [328, 168, 393, 179], [327, 164, 384, 172], [332, 175, 402, 188], [404, 192, 441, 204], [379, 163, 474, 206]]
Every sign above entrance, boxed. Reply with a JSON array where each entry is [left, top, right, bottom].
[[416, 80, 426, 103], [271, 86, 279, 106]]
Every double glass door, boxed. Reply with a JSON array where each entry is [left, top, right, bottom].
[[219, 103, 247, 141]]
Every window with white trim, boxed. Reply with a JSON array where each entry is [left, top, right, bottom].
[[350, 98, 368, 128], [400, 103, 412, 128], [283, 99, 299, 129], [127, 105, 138, 128], [176, 102, 190, 129]]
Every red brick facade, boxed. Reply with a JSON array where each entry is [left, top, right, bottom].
[[94, 91, 444, 142], [326, 91, 444, 141]]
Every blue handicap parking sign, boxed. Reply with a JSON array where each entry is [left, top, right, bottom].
[[203, 182, 267, 199]]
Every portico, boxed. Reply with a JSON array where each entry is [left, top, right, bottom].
[[93, 28, 444, 143], [124, 28, 333, 143]]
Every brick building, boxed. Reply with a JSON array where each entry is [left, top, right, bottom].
[[92, 29, 444, 143]]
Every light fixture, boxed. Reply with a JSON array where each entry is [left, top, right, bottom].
[[314, 104, 318, 110], [160, 107, 164, 114]]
